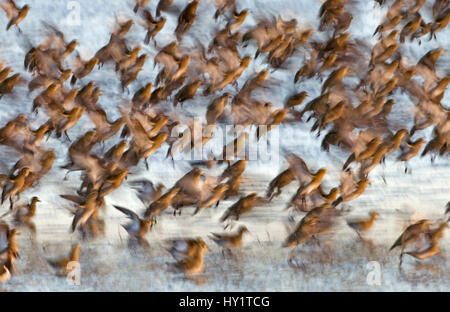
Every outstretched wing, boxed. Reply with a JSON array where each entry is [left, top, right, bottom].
[[113, 205, 139, 223], [287, 154, 313, 186]]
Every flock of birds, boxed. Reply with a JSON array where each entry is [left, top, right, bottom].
[[0, 0, 449, 286]]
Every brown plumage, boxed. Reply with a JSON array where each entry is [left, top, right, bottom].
[[266, 168, 295, 201], [175, 0, 200, 41], [174, 80, 202, 106], [114, 205, 153, 247], [347, 211, 379, 239], [156, 0, 173, 17], [172, 237, 208, 276], [1, 167, 30, 209], [133, 0, 150, 13], [70, 56, 99, 86], [144, 187, 180, 219], [285, 91, 308, 108], [206, 93, 230, 125], [220, 193, 263, 222], [1, 0, 29, 31], [209, 225, 248, 252], [14, 196, 39, 232], [47, 244, 81, 277], [141, 9, 166, 44], [390, 219, 431, 252], [194, 183, 229, 215]]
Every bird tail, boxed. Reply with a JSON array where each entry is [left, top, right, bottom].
[[208, 233, 221, 245], [389, 237, 401, 251], [343, 153, 355, 170], [219, 210, 230, 223], [332, 197, 343, 207], [266, 186, 274, 200], [144, 32, 151, 45], [6, 20, 13, 31], [214, 9, 220, 20], [192, 206, 200, 216]]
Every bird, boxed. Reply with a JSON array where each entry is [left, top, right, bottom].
[[70, 55, 99, 85], [321, 66, 348, 94], [0, 264, 10, 283], [166, 237, 206, 262], [175, 0, 200, 41], [174, 80, 202, 106], [220, 193, 264, 222], [156, 0, 174, 17], [334, 170, 370, 205], [174, 244, 208, 278], [1, 167, 31, 209], [0, 73, 23, 98], [193, 183, 229, 215], [141, 9, 166, 45], [209, 225, 248, 255], [14, 196, 39, 233], [128, 179, 165, 206], [206, 93, 230, 125], [285, 91, 308, 108], [113, 205, 153, 247], [266, 168, 295, 201], [283, 203, 340, 266], [401, 222, 448, 264], [144, 187, 180, 219], [390, 219, 431, 253], [219, 159, 247, 182], [47, 244, 81, 277], [64, 190, 103, 233], [397, 138, 426, 172], [133, 0, 150, 13], [346, 211, 379, 239], [1, 0, 29, 32]]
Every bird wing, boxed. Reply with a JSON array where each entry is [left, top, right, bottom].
[[339, 169, 356, 196], [60, 194, 84, 205], [0, 225, 8, 253], [0, 0, 17, 19], [128, 179, 157, 204], [287, 154, 313, 185], [113, 205, 139, 223], [71, 208, 95, 232]]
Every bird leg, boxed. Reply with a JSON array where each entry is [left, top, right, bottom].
[[311, 235, 321, 247], [301, 196, 307, 211], [287, 249, 306, 270], [399, 252, 404, 269], [356, 231, 363, 241], [64, 131, 71, 142], [274, 188, 282, 199]]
